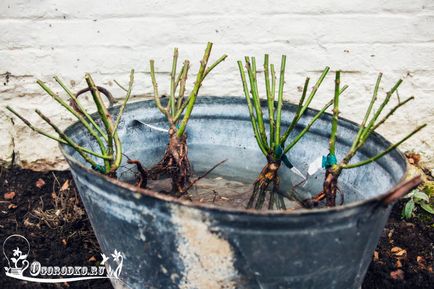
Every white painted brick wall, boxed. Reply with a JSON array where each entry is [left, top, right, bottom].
[[1, 0, 433, 169]]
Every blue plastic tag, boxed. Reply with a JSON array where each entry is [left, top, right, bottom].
[[92, 164, 106, 174], [282, 154, 294, 169], [322, 153, 337, 168], [274, 145, 283, 158]]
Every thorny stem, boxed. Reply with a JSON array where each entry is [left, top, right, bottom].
[[238, 56, 332, 160], [296, 67, 330, 121], [239, 55, 335, 210], [151, 43, 227, 130], [245, 56, 268, 149], [112, 69, 135, 134], [284, 83, 349, 155], [349, 73, 382, 152], [270, 64, 276, 139], [280, 77, 309, 145], [177, 42, 213, 137], [146, 42, 227, 193], [174, 61, 186, 91], [264, 54, 275, 148], [37, 79, 111, 169], [85, 74, 123, 172], [329, 71, 341, 155], [372, 96, 414, 131], [150, 60, 172, 125], [327, 74, 424, 175], [294, 67, 330, 125], [237, 60, 268, 155], [284, 99, 334, 154], [203, 54, 228, 80], [359, 79, 403, 141], [37, 80, 106, 146], [113, 79, 128, 92], [343, 124, 426, 169], [342, 78, 403, 164], [173, 54, 227, 123], [274, 55, 287, 148], [34, 109, 98, 167], [5, 106, 111, 160], [169, 48, 179, 115], [173, 95, 192, 123], [8, 73, 130, 175], [176, 60, 190, 111], [54, 76, 108, 141], [280, 67, 330, 145]]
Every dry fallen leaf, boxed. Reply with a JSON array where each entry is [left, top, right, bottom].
[[23, 218, 39, 228], [391, 246, 407, 257], [62, 239, 67, 246], [4, 191, 16, 200], [396, 260, 402, 268], [416, 256, 426, 269], [406, 152, 421, 166], [390, 269, 405, 280], [60, 180, 70, 191], [8, 203, 17, 209], [373, 251, 379, 262], [387, 229, 394, 241], [35, 178, 46, 188], [88, 256, 96, 262]]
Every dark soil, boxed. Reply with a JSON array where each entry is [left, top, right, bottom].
[[0, 166, 432, 289], [0, 167, 112, 289], [362, 200, 434, 289]]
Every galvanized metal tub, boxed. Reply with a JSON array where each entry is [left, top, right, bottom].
[[61, 97, 408, 289]]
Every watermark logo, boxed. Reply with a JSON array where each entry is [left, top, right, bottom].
[[3, 234, 124, 283]]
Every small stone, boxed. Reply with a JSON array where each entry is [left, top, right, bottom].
[[160, 265, 168, 274], [373, 251, 379, 261], [35, 178, 46, 188], [61, 239, 67, 246], [390, 269, 404, 280], [4, 191, 16, 200]]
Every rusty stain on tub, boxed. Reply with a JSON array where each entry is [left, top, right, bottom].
[[171, 205, 238, 289]]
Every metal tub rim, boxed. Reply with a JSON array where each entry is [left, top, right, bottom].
[[59, 96, 408, 217]]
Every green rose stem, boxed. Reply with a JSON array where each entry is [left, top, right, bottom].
[[319, 71, 426, 207], [238, 55, 345, 210], [6, 70, 134, 176], [146, 42, 227, 195]]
